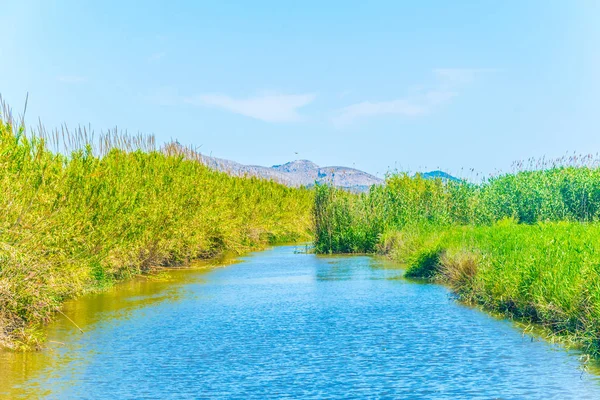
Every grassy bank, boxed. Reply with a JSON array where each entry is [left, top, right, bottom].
[[0, 105, 313, 349], [313, 165, 600, 356], [384, 221, 600, 355]]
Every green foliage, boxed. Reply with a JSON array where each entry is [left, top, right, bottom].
[[0, 113, 313, 349], [314, 167, 600, 253], [312, 165, 600, 356], [313, 173, 475, 253], [477, 168, 600, 223], [404, 245, 444, 279], [313, 184, 384, 253], [398, 222, 600, 356]]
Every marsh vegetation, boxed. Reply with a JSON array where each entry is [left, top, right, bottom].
[[0, 101, 313, 349], [314, 162, 600, 356]]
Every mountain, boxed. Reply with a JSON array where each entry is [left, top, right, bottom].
[[199, 156, 384, 191], [418, 170, 460, 182], [163, 143, 457, 191]]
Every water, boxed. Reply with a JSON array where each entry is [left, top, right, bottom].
[[2, 245, 600, 399]]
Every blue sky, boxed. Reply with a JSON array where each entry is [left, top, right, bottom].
[[1, 1, 599, 178]]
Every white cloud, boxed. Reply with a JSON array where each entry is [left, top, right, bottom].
[[149, 52, 166, 61], [333, 99, 426, 127], [424, 90, 458, 105], [333, 90, 456, 127], [333, 68, 494, 127], [186, 92, 316, 123], [433, 68, 497, 87], [144, 86, 180, 106], [57, 75, 86, 84]]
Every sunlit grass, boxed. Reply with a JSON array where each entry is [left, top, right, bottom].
[[0, 100, 313, 349], [314, 162, 600, 356]]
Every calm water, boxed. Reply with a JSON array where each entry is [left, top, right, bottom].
[[2, 245, 600, 399]]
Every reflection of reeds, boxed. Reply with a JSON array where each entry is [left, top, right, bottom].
[[313, 154, 600, 357], [396, 222, 600, 357], [0, 97, 313, 349]]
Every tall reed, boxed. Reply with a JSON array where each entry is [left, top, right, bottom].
[[0, 100, 313, 349], [314, 167, 600, 253], [313, 163, 600, 356]]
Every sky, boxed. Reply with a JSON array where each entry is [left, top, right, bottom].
[[1, 0, 599, 178]]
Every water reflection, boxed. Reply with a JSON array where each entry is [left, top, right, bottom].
[[0, 258, 230, 399], [316, 255, 402, 281], [1, 246, 600, 399]]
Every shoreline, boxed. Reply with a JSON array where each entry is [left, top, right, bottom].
[[0, 239, 308, 351], [380, 222, 600, 359], [0, 107, 313, 351]]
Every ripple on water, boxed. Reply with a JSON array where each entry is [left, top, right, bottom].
[[2, 245, 600, 399]]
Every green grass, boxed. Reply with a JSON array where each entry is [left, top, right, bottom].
[[395, 221, 600, 356], [314, 166, 600, 254], [0, 103, 313, 349], [313, 184, 385, 253], [313, 163, 600, 356]]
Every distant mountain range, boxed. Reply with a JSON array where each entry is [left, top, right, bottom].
[[198, 155, 383, 192], [192, 152, 458, 192], [164, 142, 456, 191]]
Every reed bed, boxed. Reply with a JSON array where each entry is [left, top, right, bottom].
[[313, 164, 600, 356], [0, 100, 313, 349]]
